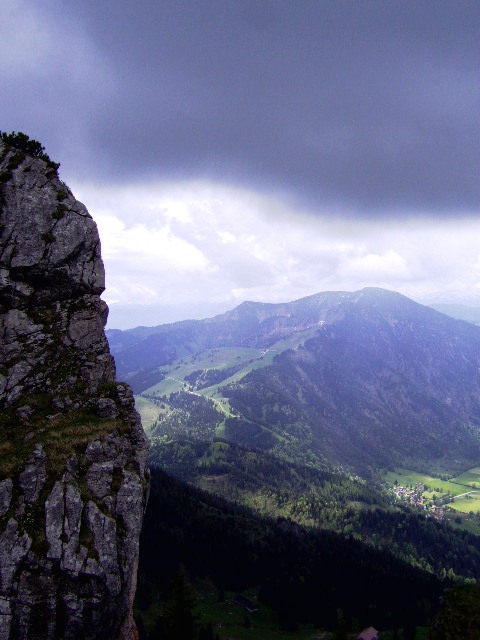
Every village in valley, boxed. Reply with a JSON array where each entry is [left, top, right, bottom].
[[385, 467, 480, 530], [392, 482, 447, 520]]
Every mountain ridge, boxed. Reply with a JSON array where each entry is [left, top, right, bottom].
[[109, 287, 471, 377], [109, 287, 480, 473]]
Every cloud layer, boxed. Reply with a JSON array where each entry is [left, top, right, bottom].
[[2, 1, 479, 327], [73, 180, 480, 327], [2, 1, 479, 215]]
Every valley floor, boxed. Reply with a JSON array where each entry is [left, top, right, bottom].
[[383, 467, 480, 535]]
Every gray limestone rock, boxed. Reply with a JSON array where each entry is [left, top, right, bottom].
[[45, 480, 65, 561], [0, 597, 12, 640], [0, 139, 149, 639], [60, 483, 88, 574], [18, 445, 47, 504], [86, 461, 114, 500], [85, 500, 121, 595], [0, 479, 13, 517], [0, 519, 31, 593], [95, 397, 119, 419]]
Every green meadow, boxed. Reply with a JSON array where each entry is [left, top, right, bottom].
[[143, 347, 264, 397], [135, 331, 322, 430], [450, 493, 480, 513], [133, 395, 163, 434], [142, 327, 321, 400], [137, 586, 420, 640], [451, 467, 480, 489]]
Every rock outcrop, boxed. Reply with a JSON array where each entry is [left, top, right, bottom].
[[0, 139, 149, 639]]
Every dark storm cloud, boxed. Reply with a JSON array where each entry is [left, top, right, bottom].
[[3, 1, 479, 216]]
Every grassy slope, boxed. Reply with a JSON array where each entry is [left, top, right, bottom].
[[141, 327, 320, 398], [134, 340, 309, 441], [452, 467, 480, 489], [450, 494, 480, 513], [140, 588, 325, 640], [133, 396, 161, 434]]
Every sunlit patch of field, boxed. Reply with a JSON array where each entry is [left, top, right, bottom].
[[451, 467, 480, 489], [450, 493, 480, 513], [383, 467, 480, 515]]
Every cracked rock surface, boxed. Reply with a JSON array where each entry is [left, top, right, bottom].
[[0, 141, 149, 639]]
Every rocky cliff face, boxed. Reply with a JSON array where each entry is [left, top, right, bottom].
[[0, 140, 149, 639]]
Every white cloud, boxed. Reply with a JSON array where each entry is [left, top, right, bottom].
[[95, 215, 208, 273], [336, 250, 410, 281], [71, 179, 480, 327]]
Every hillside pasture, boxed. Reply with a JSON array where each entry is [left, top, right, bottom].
[[133, 395, 163, 433], [143, 347, 265, 396], [142, 328, 322, 399]]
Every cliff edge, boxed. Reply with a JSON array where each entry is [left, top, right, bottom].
[[0, 137, 149, 639]]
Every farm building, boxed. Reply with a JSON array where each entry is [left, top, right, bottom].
[[356, 627, 379, 640]]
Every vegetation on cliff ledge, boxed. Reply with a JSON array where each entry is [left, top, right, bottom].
[[0, 130, 60, 173]]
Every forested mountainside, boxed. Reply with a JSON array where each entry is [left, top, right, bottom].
[[136, 468, 445, 638], [109, 287, 480, 473], [136, 469, 480, 639], [147, 429, 480, 583]]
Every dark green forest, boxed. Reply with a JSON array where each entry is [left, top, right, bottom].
[[147, 392, 480, 585], [135, 468, 444, 638]]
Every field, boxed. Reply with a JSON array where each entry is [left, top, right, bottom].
[[137, 588, 323, 640], [141, 328, 321, 400], [450, 493, 480, 513], [196, 592, 320, 640], [134, 335, 320, 429], [451, 467, 480, 489], [143, 347, 265, 397]]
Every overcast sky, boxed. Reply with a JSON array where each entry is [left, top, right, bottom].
[[2, 0, 479, 328]]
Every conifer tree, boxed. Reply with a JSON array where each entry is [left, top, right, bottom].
[[163, 567, 199, 640]]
